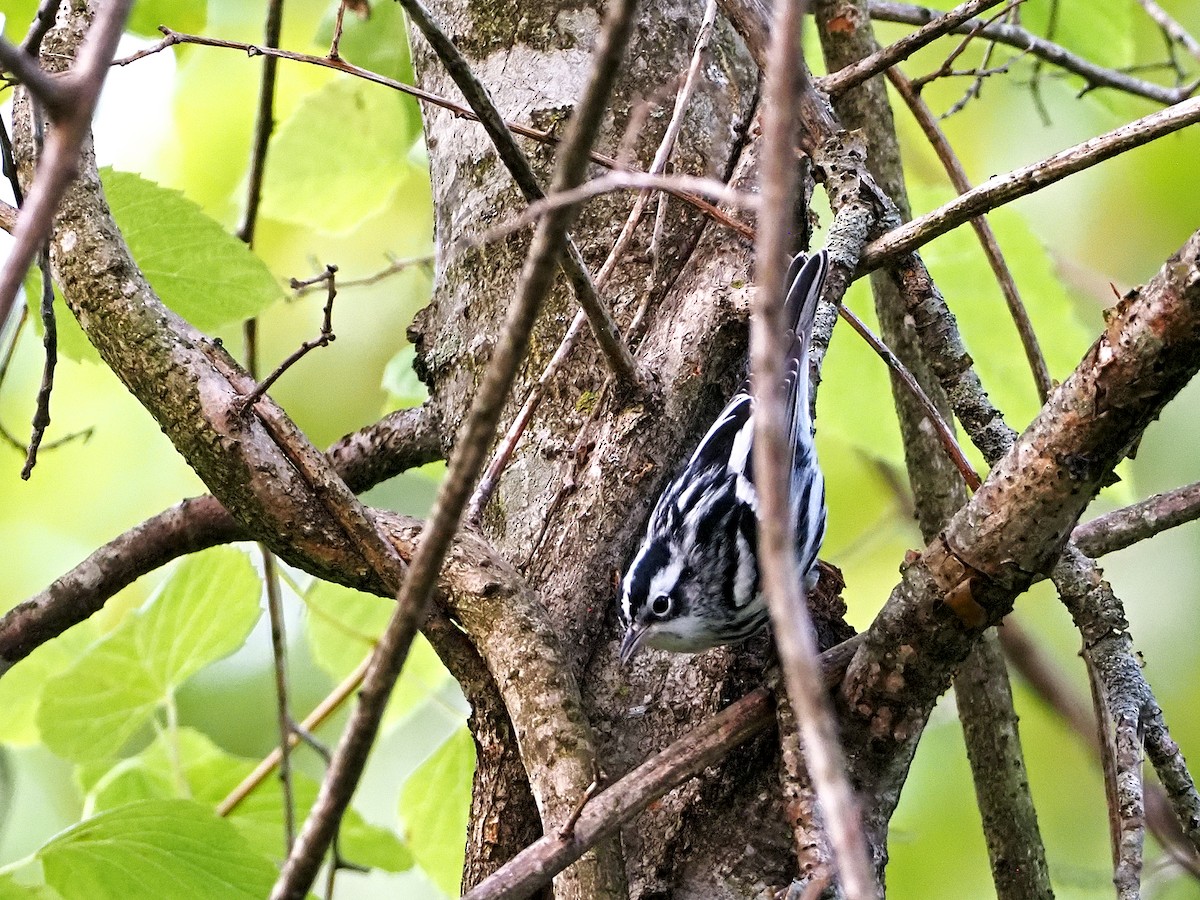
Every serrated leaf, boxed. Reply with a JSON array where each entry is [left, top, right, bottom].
[[38, 634, 163, 761], [101, 168, 283, 332], [399, 726, 475, 896], [37, 549, 260, 761], [38, 800, 276, 900], [127, 0, 206, 37], [0, 621, 99, 746], [261, 79, 422, 234]]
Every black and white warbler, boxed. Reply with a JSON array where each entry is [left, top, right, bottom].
[[619, 250, 829, 663]]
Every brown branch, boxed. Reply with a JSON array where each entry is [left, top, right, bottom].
[[861, 95, 1200, 270], [0, 0, 134, 331], [868, 0, 1196, 105], [755, 1, 876, 896], [1072, 481, 1200, 560], [0, 404, 442, 673], [818, 0, 1005, 96]]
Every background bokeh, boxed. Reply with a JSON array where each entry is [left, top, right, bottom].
[[1, 0, 1198, 896]]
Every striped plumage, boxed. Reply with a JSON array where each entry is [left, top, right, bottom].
[[619, 250, 829, 663]]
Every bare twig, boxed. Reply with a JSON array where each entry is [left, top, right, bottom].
[[868, 0, 1196, 105], [819, 0, 1005, 95], [1135, 0, 1200, 66], [754, 1, 875, 897], [20, 246, 55, 479], [0, 0, 135, 331], [271, 0, 642, 893], [837, 303, 981, 489], [260, 549, 296, 852], [237, 0, 284, 245], [861, 95, 1200, 270], [886, 66, 1052, 402], [290, 254, 434, 296], [239, 266, 339, 410], [1072, 481, 1200, 559]]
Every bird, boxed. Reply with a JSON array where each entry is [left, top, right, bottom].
[[618, 250, 829, 663]]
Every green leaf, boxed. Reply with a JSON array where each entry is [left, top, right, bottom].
[[83, 727, 412, 871], [261, 79, 423, 234], [303, 580, 455, 726], [1022, 0, 1133, 71], [399, 726, 475, 895], [0, 2, 39, 41], [135, 548, 261, 690], [0, 621, 100, 746], [382, 345, 429, 409], [101, 168, 283, 332], [0, 878, 62, 900], [38, 549, 260, 761], [127, 0, 206, 37], [38, 800, 277, 900]]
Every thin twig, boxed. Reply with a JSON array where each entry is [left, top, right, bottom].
[[239, 266, 339, 410], [270, 0, 641, 893], [1072, 481, 1200, 559], [260, 549, 296, 852], [290, 254, 434, 296], [819, 0, 1005, 95], [20, 246, 54, 479], [886, 66, 1052, 403], [237, 0, 284, 246], [868, 0, 1196, 106], [837, 303, 981, 489], [755, 0, 876, 896], [861, 94, 1200, 270]]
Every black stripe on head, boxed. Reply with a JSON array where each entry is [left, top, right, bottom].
[[625, 538, 671, 615]]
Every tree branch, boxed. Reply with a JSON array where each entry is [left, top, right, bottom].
[[0, 0, 134, 329], [754, 1, 876, 895], [862, 95, 1200, 270], [868, 0, 1197, 105]]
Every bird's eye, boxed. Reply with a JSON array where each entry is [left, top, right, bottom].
[[650, 594, 673, 617]]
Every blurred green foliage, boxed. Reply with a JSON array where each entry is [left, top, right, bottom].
[[0, 0, 1199, 897]]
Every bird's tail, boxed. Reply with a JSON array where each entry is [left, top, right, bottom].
[[782, 249, 829, 435]]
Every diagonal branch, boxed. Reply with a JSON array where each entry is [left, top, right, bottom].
[[861, 95, 1200, 269], [754, 1, 876, 896]]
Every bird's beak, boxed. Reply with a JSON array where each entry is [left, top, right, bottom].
[[619, 622, 649, 665]]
